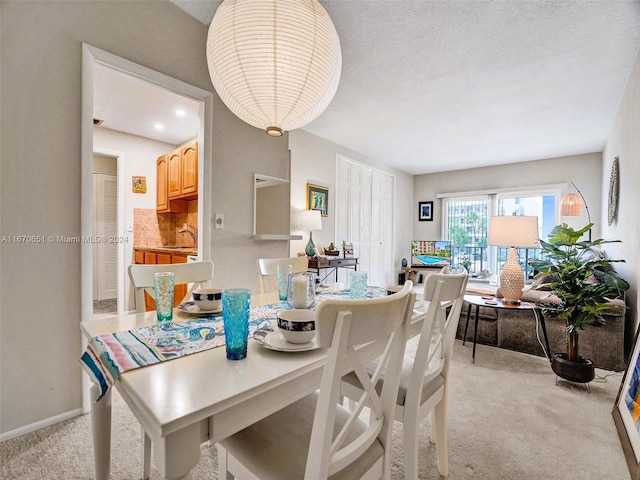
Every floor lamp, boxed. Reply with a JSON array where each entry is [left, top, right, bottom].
[[488, 214, 540, 304], [560, 181, 592, 241]]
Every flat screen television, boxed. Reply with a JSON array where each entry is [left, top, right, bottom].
[[411, 240, 452, 268]]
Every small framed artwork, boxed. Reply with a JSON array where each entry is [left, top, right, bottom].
[[613, 327, 640, 480], [132, 176, 147, 194], [307, 183, 329, 217], [418, 201, 433, 221]]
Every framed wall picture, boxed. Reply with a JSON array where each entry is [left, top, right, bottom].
[[613, 326, 640, 480], [307, 183, 329, 217], [132, 176, 147, 194], [418, 201, 433, 221]]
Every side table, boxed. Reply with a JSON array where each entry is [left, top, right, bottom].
[[463, 294, 551, 363]]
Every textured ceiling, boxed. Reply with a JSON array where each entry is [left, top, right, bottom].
[[171, 0, 640, 175]]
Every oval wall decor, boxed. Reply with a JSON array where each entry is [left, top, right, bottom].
[[607, 157, 619, 226]]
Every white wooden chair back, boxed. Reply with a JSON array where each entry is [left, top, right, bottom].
[[257, 256, 308, 294], [128, 261, 214, 313], [307, 281, 416, 477], [407, 271, 468, 405]]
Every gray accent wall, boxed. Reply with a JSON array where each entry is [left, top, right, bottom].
[[0, 1, 289, 436]]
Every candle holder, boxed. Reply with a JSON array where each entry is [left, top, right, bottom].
[[286, 272, 315, 309]]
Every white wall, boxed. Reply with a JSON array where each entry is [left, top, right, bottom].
[[603, 47, 640, 356], [413, 152, 602, 240], [93, 127, 177, 311], [289, 130, 414, 284], [0, 0, 289, 436]]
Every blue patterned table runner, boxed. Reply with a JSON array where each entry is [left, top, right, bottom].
[[80, 288, 386, 401]]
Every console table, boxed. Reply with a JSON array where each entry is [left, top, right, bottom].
[[463, 294, 551, 364], [398, 265, 442, 284], [308, 257, 358, 283]]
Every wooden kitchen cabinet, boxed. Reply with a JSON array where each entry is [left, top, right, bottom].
[[156, 155, 169, 212], [134, 248, 189, 312], [156, 140, 198, 212], [180, 142, 198, 196], [167, 148, 182, 199]]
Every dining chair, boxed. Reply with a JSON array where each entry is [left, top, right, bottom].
[[216, 281, 416, 479], [342, 270, 468, 479], [127, 260, 214, 480], [257, 256, 309, 294], [128, 260, 214, 313]]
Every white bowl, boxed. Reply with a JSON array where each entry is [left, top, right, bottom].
[[192, 288, 222, 311], [277, 309, 316, 344]]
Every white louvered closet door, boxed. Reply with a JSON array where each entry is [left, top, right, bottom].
[[93, 173, 118, 300], [370, 170, 393, 287], [336, 156, 393, 287]]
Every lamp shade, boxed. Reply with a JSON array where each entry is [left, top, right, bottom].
[[488, 215, 539, 248], [206, 0, 342, 137], [560, 193, 583, 216], [295, 209, 322, 232]]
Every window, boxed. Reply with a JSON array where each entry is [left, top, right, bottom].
[[441, 187, 560, 279], [443, 196, 489, 274]]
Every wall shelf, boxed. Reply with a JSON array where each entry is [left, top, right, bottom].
[[253, 234, 302, 241]]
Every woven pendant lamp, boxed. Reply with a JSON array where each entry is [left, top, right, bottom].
[[206, 0, 342, 137], [560, 193, 583, 216]]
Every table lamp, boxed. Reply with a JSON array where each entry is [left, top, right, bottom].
[[295, 210, 322, 257], [488, 214, 539, 304]]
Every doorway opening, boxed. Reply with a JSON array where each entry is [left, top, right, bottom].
[[81, 43, 214, 412]]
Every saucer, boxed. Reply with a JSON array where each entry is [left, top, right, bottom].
[[178, 301, 222, 315], [252, 327, 319, 352]]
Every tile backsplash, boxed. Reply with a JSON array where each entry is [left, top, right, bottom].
[[134, 201, 198, 248]]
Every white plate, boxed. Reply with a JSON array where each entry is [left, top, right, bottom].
[[253, 327, 319, 352], [178, 301, 222, 315]]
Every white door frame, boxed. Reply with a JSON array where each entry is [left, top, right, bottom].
[[81, 43, 214, 412]]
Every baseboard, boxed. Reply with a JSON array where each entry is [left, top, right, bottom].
[[0, 407, 83, 442]]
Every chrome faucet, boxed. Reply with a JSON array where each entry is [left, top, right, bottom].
[[178, 224, 197, 247]]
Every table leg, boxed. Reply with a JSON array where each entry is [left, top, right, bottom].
[[154, 422, 201, 480], [463, 303, 472, 346], [472, 305, 480, 363], [90, 384, 111, 480], [537, 309, 552, 362]]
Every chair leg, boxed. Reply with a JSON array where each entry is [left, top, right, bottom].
[[141, 428, 151, 480], [403, 417, 420, 480], [216, 444, 235, 480], [432, 397, 449, 478]]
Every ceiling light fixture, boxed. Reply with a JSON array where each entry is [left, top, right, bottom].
[[206, 0, 342, 137], [175, 109, 186, 117], [154, 123, 164, 130]]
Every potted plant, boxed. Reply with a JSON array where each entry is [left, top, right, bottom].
[[530, 223, 629, 383]]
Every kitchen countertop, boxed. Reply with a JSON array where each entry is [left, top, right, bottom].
[[134, 246, 198, 256]]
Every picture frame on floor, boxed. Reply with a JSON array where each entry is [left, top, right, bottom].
[[613, 325, 640, 480]]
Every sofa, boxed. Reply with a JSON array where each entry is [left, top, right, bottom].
[[456, 283, 627, 372]]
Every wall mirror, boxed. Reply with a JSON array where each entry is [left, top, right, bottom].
[[253, 174, 301, 240]]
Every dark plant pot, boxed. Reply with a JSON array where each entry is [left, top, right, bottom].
[[551, 353, 595, 384]]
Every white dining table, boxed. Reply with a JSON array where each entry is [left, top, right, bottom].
[[80, 289, 426, 480]]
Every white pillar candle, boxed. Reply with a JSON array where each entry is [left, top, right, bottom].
[[291, 275, 308, 309]]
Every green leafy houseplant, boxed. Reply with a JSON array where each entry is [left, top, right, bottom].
[[530, 223, 629, 363]]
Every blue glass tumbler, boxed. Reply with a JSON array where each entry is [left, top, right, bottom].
[[222, 288, 251, 360], [153, 272, 175, 321], [349, 271, 368, 299], [277, 264, 292, 301]]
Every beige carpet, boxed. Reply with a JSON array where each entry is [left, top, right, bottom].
[[0, 340, 631, 479]]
